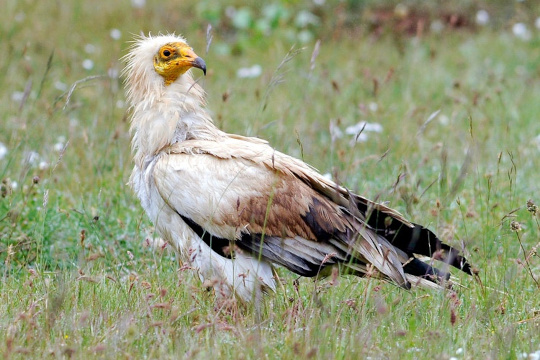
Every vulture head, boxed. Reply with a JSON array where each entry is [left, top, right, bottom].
[[123, 34, 207, 105]]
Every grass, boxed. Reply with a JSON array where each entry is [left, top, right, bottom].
[[1, 0, 540, 358]]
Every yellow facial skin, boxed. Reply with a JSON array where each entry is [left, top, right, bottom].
[[153, 42, 206, 85]]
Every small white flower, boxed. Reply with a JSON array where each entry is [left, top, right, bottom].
[[513, 23, 531, 41], [110, 28, 122, 40], [346, 121, 383, 135], [368, 102, 378, 112], [350, 132, 368, 143], [54, 142, 65, 152], [11, 181, 18, 190], [131, 0, 146, 8], [236, 64, 262, 78], [0, 142, 7, 160], [439, 114, 450, 125], [54, 81, 68, 91], [456, 347, 463, 355], [476, 10, 489, 25], [82, 59, 94, 70], [38, 161, 49, 171], [295, 10, 319, 27], [345, 121, 383, 144], [11, 91, 25, 102]]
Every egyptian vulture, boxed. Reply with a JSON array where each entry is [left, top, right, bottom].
[[123, 34, 472, 302]]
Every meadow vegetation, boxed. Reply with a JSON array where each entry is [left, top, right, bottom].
[[1, 0, 539, 358]]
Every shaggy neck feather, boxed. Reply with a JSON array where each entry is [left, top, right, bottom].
[[126, 71, 223, 168]]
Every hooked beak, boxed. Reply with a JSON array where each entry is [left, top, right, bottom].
[[191, 56, 207, 76]]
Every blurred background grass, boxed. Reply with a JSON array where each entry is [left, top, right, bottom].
[[1, 0, 540, 358]]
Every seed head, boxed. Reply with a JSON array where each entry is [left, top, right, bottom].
[[510, 221, 522, 232], [527, 199, 538, 215]]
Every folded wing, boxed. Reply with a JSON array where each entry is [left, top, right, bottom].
[[153, 135, 471, 289]]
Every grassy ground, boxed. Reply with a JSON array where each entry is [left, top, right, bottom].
[[1, 0, 540, 359]]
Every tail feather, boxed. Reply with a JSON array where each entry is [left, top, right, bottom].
[[352, 194, 473, 276]]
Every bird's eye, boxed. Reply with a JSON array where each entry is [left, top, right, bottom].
[[162, 49, 171, 57]]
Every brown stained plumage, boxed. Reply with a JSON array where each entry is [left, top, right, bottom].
[[230, 173, 345, 241]]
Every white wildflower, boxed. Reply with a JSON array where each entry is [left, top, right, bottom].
[[368, 102, 378, 112], [110, 28, 122, 40], [237, 64, 262, 78], [345, 121, 383, 143], [476, 10, 489, 25], [11, 91, 25, 102], [513, 23, 531, 41], [54, 142, 65, 152], [82, 59, 94, 70], [295, 10, 319, 27], [11, 181, 18, 190], [131, 0, 145, 8], [439, 114, 450, 125], [346, 121, 383, 134], [0, 142, 7, 160], [38, 161, 49, 171], [350, 132, 368, 143], [54, 81, 68, 91]]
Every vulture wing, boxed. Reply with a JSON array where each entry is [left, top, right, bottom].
[[153, 135, 471, 290]]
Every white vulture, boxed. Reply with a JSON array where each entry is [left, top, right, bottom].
[[123, 34, 472, 302]]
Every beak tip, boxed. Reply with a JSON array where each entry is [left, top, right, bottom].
[[193, 57, 207, 76]]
